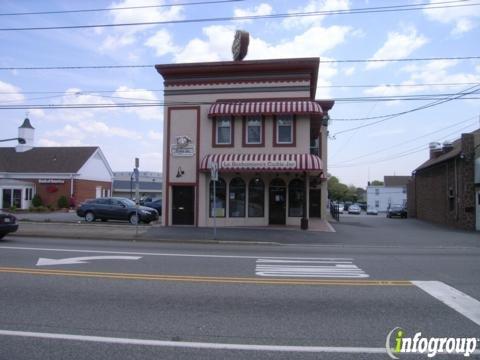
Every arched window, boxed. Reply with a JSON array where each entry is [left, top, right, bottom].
[[248, 178, 264, 217], [288, 179, 305, 217], [229, 177, 246, 217], [209, 178, 226, 217]]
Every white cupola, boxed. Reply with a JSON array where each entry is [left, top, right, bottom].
[[15, 117, 35, 152]]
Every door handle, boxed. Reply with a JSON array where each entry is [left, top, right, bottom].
[[178, 207, 184, 210]]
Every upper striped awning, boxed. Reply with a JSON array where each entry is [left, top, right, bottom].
[[208, 100, 323, 117], [200, 153, 323, 173]]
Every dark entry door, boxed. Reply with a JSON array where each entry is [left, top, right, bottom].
[[269, 179, 286, 225], [172, 186, 195, 225], [309, 189, 321, 218]]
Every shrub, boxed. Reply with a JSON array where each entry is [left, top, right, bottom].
[[57, 195, 68, 209], [32, 194, 43, 207]]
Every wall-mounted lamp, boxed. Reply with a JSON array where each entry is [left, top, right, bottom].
[[176, 166, 185, 178]]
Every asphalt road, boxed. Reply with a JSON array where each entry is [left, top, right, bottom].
[[0, 216, 479, 359]]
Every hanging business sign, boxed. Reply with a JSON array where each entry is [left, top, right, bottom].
[[170, 135, 195, 157], [220, 160, 297, 170]]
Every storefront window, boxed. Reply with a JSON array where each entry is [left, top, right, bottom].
[[277, 115, 293, 144], [246, 116, 262, 144], [248, 178, 264, 217], [288, 179, 305, 217], [209, 178, 226, 217], [229, 177, 245, 217], [216, 116, 232, 145]]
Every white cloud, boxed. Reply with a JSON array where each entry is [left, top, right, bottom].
[[366, 26, 428, 70], [100, 0, 184, 51], [113, 86, 162, 121], [234, 3, 273, 23], [148, 130, 162, 141], [174, 24, 351, 63], [0, 80, 24, 103], [364, 60, 480, 98], [283, 0, 350, 28], [172, 24, 350, 98], [174, 25, 235, 62], [145, 29, 180, 57], [423, 0, 480, 34], [37, 138, 84, 147], [343, 66, 355, 76]]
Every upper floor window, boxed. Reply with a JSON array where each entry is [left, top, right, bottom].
[[375, 188, 380, 195], [215, 116, 233, 146], [275, 115, 294, 145], [245, 116, 262, 145]]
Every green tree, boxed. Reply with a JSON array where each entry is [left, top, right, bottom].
[[371, 180, 384, 186], [328, 176, 349, 201], [57, 195, 69, 209], [32, 194, 43, 207]]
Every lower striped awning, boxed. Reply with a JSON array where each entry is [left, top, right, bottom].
[[199, 153, 323, 173]]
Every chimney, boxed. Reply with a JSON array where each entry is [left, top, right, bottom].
[[15, 117, 35, 152], [442, 140, 454, 154], [429, 142, 442, 159]]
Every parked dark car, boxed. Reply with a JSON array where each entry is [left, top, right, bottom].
[[0, 212, 19, 239], [387, 205, 407, 218], [76, 197, 159, 224], [143, 199, 162, 216]]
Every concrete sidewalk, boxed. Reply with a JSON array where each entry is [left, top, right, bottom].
[[11, 220, 335, 245]]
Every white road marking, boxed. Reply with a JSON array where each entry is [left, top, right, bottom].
[[0, 329, 387, 353], [256, 258, 369, 278], [0, 245, 351, 261], [413, 281, 480, 326], [36, 256, 142, 266]]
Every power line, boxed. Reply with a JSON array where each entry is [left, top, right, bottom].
[[330, 122, 478, 168], [0, 0, 477, 31], [1, 93, 479, 109], [317, 82, 480, 89], [1, 56, 479, 71], [331, 84, 480, 123], [4, 91, 480, 105], [331, 115, 479, 165], [0, 82, 478, 95], [0, 0, 245, 16]]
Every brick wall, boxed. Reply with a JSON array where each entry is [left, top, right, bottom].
[[74, 179, 112, 205], [412, 134, 476, 231], [33, 180, 71, 208], [31, 179, 111, 208], [406, 179, 416, 218]]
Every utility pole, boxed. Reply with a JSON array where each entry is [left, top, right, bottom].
[[134, 158, 140, 237]]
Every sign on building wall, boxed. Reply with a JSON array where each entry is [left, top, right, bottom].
[[170, 136, 195, 157], [221, 160, 297, 170], [38, 179, 65, 184]]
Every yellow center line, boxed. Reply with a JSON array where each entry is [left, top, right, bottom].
[[0, 267, 413, 286]]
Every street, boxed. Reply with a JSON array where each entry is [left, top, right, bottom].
[[0, 216, 479, 359]]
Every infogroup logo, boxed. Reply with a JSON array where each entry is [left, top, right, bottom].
[[386, 327, 478, 358]]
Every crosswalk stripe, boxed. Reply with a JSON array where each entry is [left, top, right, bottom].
[[256, 258, 369, 278]]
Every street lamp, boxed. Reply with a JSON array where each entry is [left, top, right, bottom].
[[0, 137, 26, 144]]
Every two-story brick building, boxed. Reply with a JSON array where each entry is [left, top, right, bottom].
[[156, 57, 333, 227]]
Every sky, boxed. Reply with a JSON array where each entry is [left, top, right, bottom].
[[0, 0, 479, 187]]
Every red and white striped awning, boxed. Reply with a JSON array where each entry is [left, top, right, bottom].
[[208, 100, 323, 117], [200, 153, 323, 173]]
